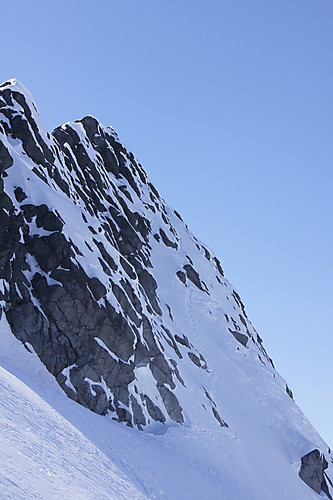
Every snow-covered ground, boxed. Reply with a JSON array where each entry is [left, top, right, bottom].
[[1, 313, 330, 499]]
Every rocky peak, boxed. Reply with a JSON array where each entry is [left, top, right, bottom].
[[1, 78, 232, 429], [0, 79, 332, 498]]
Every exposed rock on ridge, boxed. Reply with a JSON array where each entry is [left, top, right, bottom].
[[0, 79, 234, 429], [299, 449, 332, 499], [0, 79, 332, 498]]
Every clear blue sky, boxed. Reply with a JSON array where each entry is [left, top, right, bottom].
[[2, 1, 332, 447]]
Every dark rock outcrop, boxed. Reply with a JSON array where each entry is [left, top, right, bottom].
[[299, 449, 332, 499]]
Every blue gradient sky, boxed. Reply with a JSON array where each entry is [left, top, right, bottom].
[[2, 1, 332, 446]]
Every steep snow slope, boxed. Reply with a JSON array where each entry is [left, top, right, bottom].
[[1, 316, 331, 499], [0, 79, 332, 498]]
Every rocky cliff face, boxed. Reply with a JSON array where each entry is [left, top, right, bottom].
[[0, 79, 236, 428], [0, 79, 331, 497]]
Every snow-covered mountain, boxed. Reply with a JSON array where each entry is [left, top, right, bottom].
[[0, 78, 331, 499]]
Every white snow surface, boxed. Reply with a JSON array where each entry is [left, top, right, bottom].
[[0, 79, 332, 498], [1, 314, 331, 499]]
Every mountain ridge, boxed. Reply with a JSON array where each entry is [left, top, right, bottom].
[[0, 78, 331, 498]]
